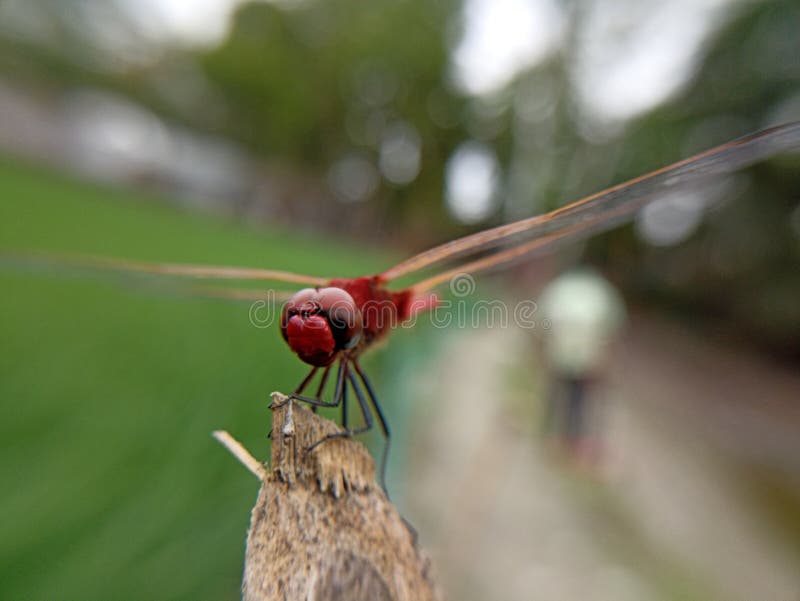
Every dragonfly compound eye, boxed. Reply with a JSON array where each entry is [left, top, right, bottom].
[[315, 287, 363, 350], [280, 288, 318, 343], [280, 287, 363, 366]]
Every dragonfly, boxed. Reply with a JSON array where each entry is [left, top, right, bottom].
[[8, 122, 800, 490]]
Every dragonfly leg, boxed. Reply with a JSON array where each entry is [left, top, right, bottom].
[[350, 364, 411, 523], [311, 365, 332, 414], [287, 359, 347, 408], [292, 359, 392, 497], [307, 371, 374, 450], [341, 372, 349, 430], [353, 360, 391, 496], [294, 366, 319, 395]]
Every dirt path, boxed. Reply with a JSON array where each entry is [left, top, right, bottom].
[[606, 315, 800, 601], [404, 316, 800, 601]]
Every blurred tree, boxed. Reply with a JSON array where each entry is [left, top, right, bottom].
[[604, 0, 800, 357], [487, 0, 800, 357], [195, 0, 468, 241]]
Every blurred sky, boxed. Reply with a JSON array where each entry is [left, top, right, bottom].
[[117, 0, 248, 46]]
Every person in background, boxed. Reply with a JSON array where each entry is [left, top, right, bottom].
[[537, 267, 626, 464]]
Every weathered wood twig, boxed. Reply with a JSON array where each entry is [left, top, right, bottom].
[[214, 392, 441, 601]]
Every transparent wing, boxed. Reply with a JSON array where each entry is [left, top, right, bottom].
[[178, 284, 295, 303], [3, 251, 328, 287], [1, 252, 296, 303], [410, 206, 625, 293], [383, 122, 800, 285]]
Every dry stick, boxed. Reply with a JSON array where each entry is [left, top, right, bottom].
[[212, 430, 267, 481], [213, 392, 442, 601]]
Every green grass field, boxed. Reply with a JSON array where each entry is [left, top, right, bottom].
[[0, 158, 430, 599]]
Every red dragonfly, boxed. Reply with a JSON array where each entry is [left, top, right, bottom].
[[12, 122, 800, 487]]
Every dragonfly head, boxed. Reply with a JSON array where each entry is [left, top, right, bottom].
[[280, 287, 363, 366]]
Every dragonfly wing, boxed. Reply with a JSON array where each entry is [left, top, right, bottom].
[[411, 208, 631, 293], [177, 284, 295, 303], [383, 122, 800, 284], [2, 251, 329, 287], [2, 252, 294, 307]]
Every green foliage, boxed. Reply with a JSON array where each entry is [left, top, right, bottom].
[[201, 1, 457, 159], [196, 0, 467, 236]]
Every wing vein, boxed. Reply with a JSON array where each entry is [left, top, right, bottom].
[[9, 252, 329, 287], [382, 122, 800, 284]]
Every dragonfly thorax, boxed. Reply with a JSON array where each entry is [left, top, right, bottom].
[[280, 287, 363, 366]]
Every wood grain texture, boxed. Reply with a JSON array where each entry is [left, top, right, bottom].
[[241, 392, 442, 601]]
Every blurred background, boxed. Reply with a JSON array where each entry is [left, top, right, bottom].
[[1, 0, 799, 599]]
